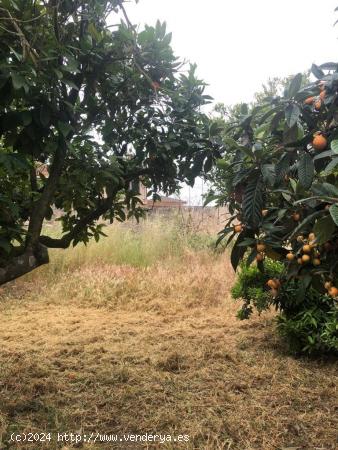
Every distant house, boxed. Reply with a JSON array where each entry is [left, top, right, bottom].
[[137, 182, 186, 209], [36, 163, 49, 178], [36, 165, 185, 209]]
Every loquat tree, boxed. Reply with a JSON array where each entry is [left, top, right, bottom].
[[208, 65, 338, 353], [0, 0, 219, 284]]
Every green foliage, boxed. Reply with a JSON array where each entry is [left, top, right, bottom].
[[277, 289, 338, 355], [209, 60, 338, 354], [231, 257, 337, 354], [298, 152, 314, 189], [209, 67, 338, 292], [231, 258, 283, 319], [28, 215, 216, 283], [242, 176, 264, 228], [0, 0, 219, 282]]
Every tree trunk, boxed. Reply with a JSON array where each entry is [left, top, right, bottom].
[[0, 244, 49, 286]]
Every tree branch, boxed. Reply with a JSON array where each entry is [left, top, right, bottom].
[[26, 139, 67, 250], [0, 244, 49, 286], [38, 166, 154, 250], [39, 191, 119, 249]]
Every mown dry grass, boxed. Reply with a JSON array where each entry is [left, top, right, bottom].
[[0, 215, 337, 450]]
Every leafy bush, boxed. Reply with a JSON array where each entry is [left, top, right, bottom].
[[232, 257, 337, 354], [231, 259, 283, 319], [277, 290, 338, 354]]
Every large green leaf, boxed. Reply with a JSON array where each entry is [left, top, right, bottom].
[[57, 121, 73, 138], [311, 63, 324, 79], [298, 152, 314, 189], [261, 164, 275, 186], [11, 73, 26, 90], [287, 73, 302, 98], [313, 150, 333, 160], [230, 231, 248, 271], [285, 104, 301, 128], [88, 22, 102, 41], [7, 0, 20, 10], [209, 121, 224, 137], [330, 140, 338, 155], [223, 136, 241, 149], [319, 62, 338, 70], [275, 153, 292, 181], [296, 274, 312, 302], [270, 110, 284, 131], [242, 176, 264, 228], [313, 215, 336, 245], [323, 158, 338, 175], [283, 123, 298, 144], [258, 106, 280, 125], [321, 182, 338, 197], [329, 204, 338, 226]]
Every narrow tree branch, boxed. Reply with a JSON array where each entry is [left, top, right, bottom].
[[30, 165, 38, 192], [1, 7, 39, 64], [0, 9, 46, 23], [39, 191, 119, 249], [38, 166, 153, 250], [118, 2, 133, 29], [0, 244, 49, 286], [118, 2, 159, 98], [26, 140, 67, 250]]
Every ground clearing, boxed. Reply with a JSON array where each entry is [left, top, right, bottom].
[[0, 217, 337, 449]]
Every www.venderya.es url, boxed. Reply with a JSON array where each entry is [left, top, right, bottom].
[[9, 432, 190, 445]]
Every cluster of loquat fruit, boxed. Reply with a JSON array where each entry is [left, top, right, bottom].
[[304, 81, 328, 151], [304, 80, 326, 111], [232, 214, 337, 299], [266, 278, 281, 298], [233, 222, 267, 262], [285, 232, 321, 266], [286, 232, 338, 298], [324, 281, 338, 298]]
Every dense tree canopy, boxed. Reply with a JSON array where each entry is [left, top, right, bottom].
[[206, 64, 338, 353], [0, 0, 219, 284], [207, 64, 338, 351], [209, 65, 338, 285]]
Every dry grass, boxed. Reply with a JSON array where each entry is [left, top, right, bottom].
[[0, 215, 337, 449]]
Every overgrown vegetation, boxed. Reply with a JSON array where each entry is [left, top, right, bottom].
[[0, 213, 337, 450], [232, 258, 337, 354], [276, 285, 338, 354], [208, 61, 338, 354], [231, 259, 283, 319], [30, 213, 215, 282]]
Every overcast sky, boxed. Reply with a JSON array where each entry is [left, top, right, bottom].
[[125, 0, 338, 204]]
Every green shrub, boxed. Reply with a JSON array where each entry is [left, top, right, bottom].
[[232, 257, 338, 355], [277, 287, 338, 355], [231, 258, 283, 319]]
